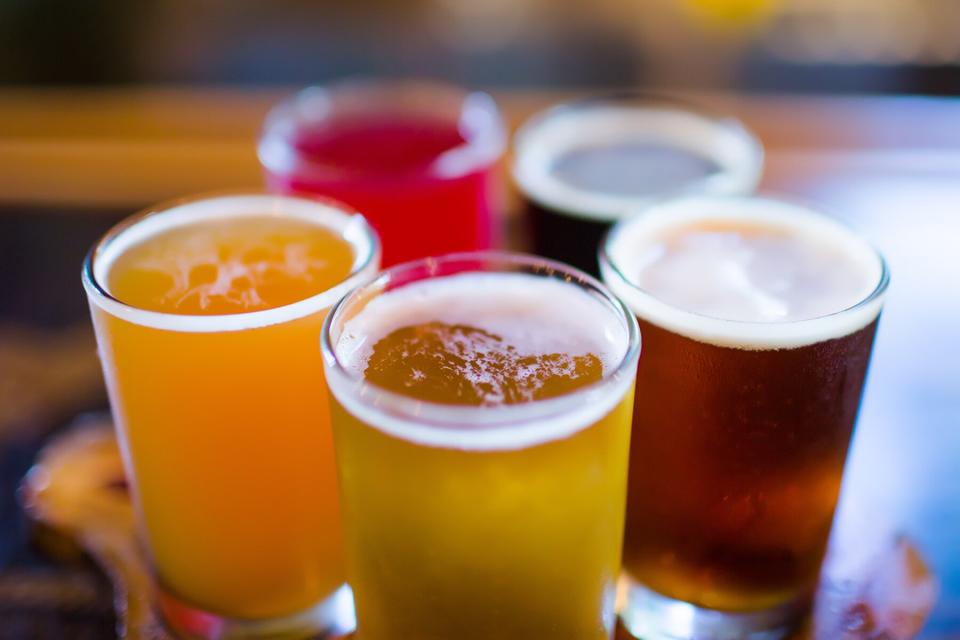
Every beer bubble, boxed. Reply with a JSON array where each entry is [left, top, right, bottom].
[[111, 225, 347, 314], [363, 322, 603, 406], [86, 194, 379, 333], [331, 271, 635, 450], [338, 272, 627, 383]]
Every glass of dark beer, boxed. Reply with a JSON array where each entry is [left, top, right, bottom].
[[513, 94, 763, 275], [601, 195, 889, 639]]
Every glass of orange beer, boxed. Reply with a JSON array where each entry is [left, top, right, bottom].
[[320, 252, 641, 640], [82, 193, 380, 638]]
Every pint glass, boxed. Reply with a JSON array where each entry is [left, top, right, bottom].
[[601, 196, 889, 639], [83, 193, 380, 638], [321, 252, 641, 640]]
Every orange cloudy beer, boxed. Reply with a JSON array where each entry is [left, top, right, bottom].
[[321, 253, 641, 640], [82, 194, 379, 637], [601, 196, 888, 639]]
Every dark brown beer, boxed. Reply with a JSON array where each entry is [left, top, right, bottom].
[[513, 97, 762, 275], [601, 196, 889, 637], [624, 317, 877, 610]]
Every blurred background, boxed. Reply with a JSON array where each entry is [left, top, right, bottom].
[[1, 0, 959, 92], [0, 2, 958, 638]]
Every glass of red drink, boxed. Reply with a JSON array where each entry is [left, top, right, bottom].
[[259, 80, 506, 266]]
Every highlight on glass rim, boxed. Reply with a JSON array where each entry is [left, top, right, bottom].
[[3, 3, 954, 640]]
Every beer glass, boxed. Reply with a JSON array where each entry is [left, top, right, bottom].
[[513, 94, 763, 275], [83, 193, 380, 638], [601, 195, 890, 639], [320, 252, 641, 640], [260, 80, 506, 267]]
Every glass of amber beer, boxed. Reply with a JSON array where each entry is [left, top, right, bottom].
[[601, 195, 889, 639], [82, 193, 380, 638], [321, 252, 641, 640]]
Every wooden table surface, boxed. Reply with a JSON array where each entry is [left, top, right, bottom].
[[0, 88, 958, 638]]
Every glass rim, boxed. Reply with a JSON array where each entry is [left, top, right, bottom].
[[512, 90, 765, 222], [599, 193, 891, 349], [320, 250, 641, 449], [258, 78, 507, 183], [82, 190, 381, 333], [519, 89, 760, 130]]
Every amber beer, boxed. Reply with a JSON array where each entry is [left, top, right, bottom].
[[321, 253, 641, 640], [512, 95, 763, 275], [601, 196, 889, 639], [82, 194, 379, 638]]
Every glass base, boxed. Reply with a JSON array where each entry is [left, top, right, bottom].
[[620, 579, 807, 640], [157, 583, 356, 639]]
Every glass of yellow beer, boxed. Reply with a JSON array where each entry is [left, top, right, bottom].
[[82, 193, 380, 638], [320, 252, 641, 640]]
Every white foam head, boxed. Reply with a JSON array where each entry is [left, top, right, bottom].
[[601, 196, 888, 350], [323, 261, 641, 451], [513, 100, 763, 222], [83, 194, 380, 332]]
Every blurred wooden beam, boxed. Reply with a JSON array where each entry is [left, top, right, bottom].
[[2, 87, 960, 208]]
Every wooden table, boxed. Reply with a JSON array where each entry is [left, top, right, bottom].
[[1, 89, 958, 638]]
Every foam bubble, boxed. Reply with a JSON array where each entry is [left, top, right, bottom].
[[110, 217, 351, 314], [337, 272, 627, 377], [361, 322, 604, 406], [328, 271, 637, 451], [602, 196, 888, 349], [83, 194, 379, 332]]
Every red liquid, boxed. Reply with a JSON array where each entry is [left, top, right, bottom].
[[265, 115, 499, 266]]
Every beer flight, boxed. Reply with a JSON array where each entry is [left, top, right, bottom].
[[80, 81, 889, 640]]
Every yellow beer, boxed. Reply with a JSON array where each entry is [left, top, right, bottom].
[[83, 194, 379, 636], [321, 253, 641, 640]]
